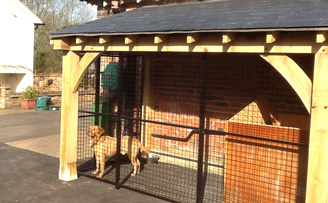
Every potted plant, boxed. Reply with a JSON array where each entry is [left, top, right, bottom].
[[20, 86, 40, 109]]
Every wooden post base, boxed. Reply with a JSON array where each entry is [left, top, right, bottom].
[[59, 162, 78, 181]]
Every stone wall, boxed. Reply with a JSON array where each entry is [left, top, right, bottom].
[[0, 73, 63, 109], [34, 73, 62, 106], [0, 84, 11, 109]]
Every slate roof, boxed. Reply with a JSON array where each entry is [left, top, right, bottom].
[[51, 0, 328, 38]]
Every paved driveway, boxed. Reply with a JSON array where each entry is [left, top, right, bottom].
[[0, 108, 167, 203]]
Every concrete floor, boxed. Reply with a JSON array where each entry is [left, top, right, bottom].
[[0, 108, 168, 203]]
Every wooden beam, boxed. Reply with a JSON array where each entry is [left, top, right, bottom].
[[52, 39, 71, 50], [125, 36, 137, 44], [316, 31, 328, 43], [99, 36, 112, 44], [53, 32, 326, 54], [266, 32, 279, 43], [59, 50, 80, 181], [222, 33, 235, 44], [76, 37, 88, 45], [72, 52, 103, 93], [261, 55, 312, 113], [154, 35, 166, 44], [187, 33, 200, 44], [306, 53, 328, 203]]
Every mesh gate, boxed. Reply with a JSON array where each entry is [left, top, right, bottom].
[[77, 53, 309, 203]]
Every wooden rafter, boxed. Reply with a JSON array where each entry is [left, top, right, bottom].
[[187, 33, 200, 44], [76, 37, 88, 45], [222, 33, 235, 44], [99, 36, 112, 44], [154, 35, 166, 44], [316, 31, 328, 43], [266, 31, 279, 43], [125, 35, 137, 44]]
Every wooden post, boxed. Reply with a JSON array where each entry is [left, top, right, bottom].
[[58, 50, 101, 181], [59, 51, 80, 181], [141, 55, 154, 148], [306, 53, 328, 202]]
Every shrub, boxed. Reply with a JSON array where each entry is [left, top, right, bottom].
[[20, 86, 40, 99]]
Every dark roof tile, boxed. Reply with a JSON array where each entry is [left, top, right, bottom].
[[51, 0, 328, 37]]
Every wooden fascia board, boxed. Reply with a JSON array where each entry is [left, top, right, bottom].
[[51, 32, 328, 54]]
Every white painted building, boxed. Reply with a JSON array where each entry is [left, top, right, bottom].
[[0, 0, 42, 93]]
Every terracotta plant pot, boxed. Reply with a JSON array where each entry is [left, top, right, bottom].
[[21, 99, 36, 109]]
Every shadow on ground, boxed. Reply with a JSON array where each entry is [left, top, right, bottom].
[[0, 109, 167, 203]]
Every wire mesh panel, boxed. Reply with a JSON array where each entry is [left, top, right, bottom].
[[76, 52, 310, 203], [77, 54, 120, 183], [132, 54, 204, 202], [77, 64, 97, 177], [119, 53, 226, 202], [204, 54, 310, 203]]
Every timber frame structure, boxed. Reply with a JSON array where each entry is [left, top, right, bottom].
[[51, 1, 328, 202]]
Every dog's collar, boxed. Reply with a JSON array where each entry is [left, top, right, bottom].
[[90, 134, 104, 148]]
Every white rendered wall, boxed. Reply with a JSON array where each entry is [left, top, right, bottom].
[[0, 0, 36, 92]]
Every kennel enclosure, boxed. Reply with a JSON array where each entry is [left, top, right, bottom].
[[51, 1, 328, 202], [74, 52, 310, 202]]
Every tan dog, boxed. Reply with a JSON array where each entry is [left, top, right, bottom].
[[88, 125, 151, 178]]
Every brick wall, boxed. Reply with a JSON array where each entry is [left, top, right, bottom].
[[150, 53, 311, 128], [34, 73, 62, 92], [142, 53, 311, 200], [144, 52, 311, 169], [149, 54, 202, 162], [34, 73, 62, 106]]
